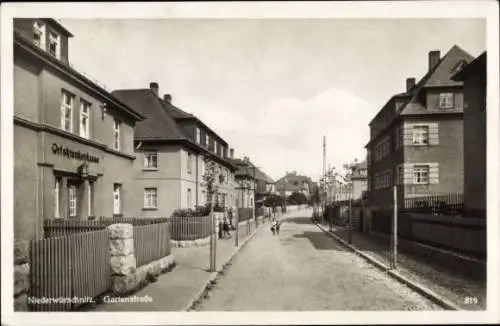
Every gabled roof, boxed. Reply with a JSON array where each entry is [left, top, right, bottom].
[[14, 31, 144, 122], [112, 89, 186, 141], [369, 45, 474, 126], [452, 51, 486, 81]]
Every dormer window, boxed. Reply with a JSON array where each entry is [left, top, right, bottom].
[[48, 31, 61, 59], [438, 93, 454, 109], [33, 21, 46, 49]]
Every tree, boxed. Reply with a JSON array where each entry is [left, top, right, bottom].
[[203, 157, 221, 210], [288, 191, 307, 205]]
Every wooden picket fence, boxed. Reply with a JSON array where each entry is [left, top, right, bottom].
[[29, 229, 110, 311], [168, 215, 212, 241], [44, 217, 170, 238], [134, 222, 171, 267]]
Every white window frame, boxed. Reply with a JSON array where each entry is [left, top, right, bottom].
[[214, 140, 218, 154], [79, 100, 91, 139], [69, 184, 77, 217], [187, 153, 193, 174], [48, 30, 61, 59], [196, 128, 201, 144], [206, 135, 210, 148], [54, 177, 61, 218], [144, 188, 158, 209], [144, 150, 158, 169], [438, 93, 454, 109], [412, 126, 429, 145], [33, 21, 46, 49], [113, 183, 121, 215], [113, 119, 121, 151], [413, 165, 430, 184], [61, 91, 74, 132]]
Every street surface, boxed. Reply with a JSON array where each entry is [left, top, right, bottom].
[[195, 209, 442, 311]]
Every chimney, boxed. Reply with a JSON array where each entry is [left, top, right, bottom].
[[429, 50, 440, 71], [230, 148, 234, 159], [163, 94, 172, 103], [243, 156, 249, 163], [149, 82, 159, 96], [406, 78, 416, 92]]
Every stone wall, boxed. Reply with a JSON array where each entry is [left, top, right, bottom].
[[14, 240, 30, 311]]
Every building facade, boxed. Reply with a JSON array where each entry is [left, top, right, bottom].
[[366, 45, 475, 209], [112, 83, 237, 217], [14, 19, 144, 241], [452, 51, 487, 219], [230, 157, 257, 211], [350, 160, 368, 200]]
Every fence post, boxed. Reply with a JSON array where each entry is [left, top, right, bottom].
[[391, 186, 398, 270], [348, 199, 352, 244], [108, 223, 137, 295], [235, 209, 239, 247]]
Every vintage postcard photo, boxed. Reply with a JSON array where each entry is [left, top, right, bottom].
[[1, 1, 499, 325]]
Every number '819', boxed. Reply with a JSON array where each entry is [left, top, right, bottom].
[[464, 296, 478, 304]]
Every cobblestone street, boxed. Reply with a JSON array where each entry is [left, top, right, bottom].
[[194, 210, 442, 311]]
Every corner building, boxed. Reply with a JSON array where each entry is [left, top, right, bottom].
[[13, 19, 144, 241]]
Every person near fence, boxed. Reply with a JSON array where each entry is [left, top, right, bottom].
[[222, 217, 231, 239]]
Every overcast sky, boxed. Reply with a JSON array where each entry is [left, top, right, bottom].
[[60, 18, 485, 181]]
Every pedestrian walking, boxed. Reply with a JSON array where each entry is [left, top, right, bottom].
[[223, 217, 231, 239], [270, 218, 277, 235]]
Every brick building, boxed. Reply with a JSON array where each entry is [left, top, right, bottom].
[[452, 51, 487, 219], [13, 19, 144, 241], [365, 45, 475, 209], [112, 83, 237, 217]]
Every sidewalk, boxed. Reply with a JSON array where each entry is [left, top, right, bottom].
[[90, 216, 269, 311], [317, 222, 486, 310]]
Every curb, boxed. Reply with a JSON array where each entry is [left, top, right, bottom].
[[183, 218, 267, 311], [315, 223, 460, 311]]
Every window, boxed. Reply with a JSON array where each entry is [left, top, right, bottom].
[[69, 184, 77, 217], [205, 135, 210, 148], [412, 126, 429, 145], [144, 188, 158, 209], [54, 177, 61, 218], [374, 170, 391, 190], [214, 140, 218, 154], [413, 165, 429, 184], [48, 31, 60, 59], [187, 153, 193, 174], [113, 184, 121, 215], [144, 150, 158, 168], [113, 119, 121, 150], [187, 189, 192, 207], [33, 21, 46, 49], [88, 182, 94, 217], [229, 194, 233, 206], [201, 158, 205, 176], [61, 91, 74, 132], [221, 194, 226, 207], [79, 100, 91, 139], [438, 93, 454, 109], [196, 128, 201, 143]]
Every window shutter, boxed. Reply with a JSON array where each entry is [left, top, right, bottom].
[[403, 164, 413, 184], [429, 163, 439, 184], [428, 122, 439, 145]]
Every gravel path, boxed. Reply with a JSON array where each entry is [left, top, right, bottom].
[[195, 210, 442, 311]]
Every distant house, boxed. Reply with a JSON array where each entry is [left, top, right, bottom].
[[452, 51, 487, 219], [276, 171, 312, 199], [112, 83, 237, 217], [350, 160, 368, 200], [365, 45, 475, 209], [229, 156, 257, 211]]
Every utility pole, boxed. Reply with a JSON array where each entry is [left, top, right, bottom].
[[391, 185, 398, 269], [322, 136, 326, 224]]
